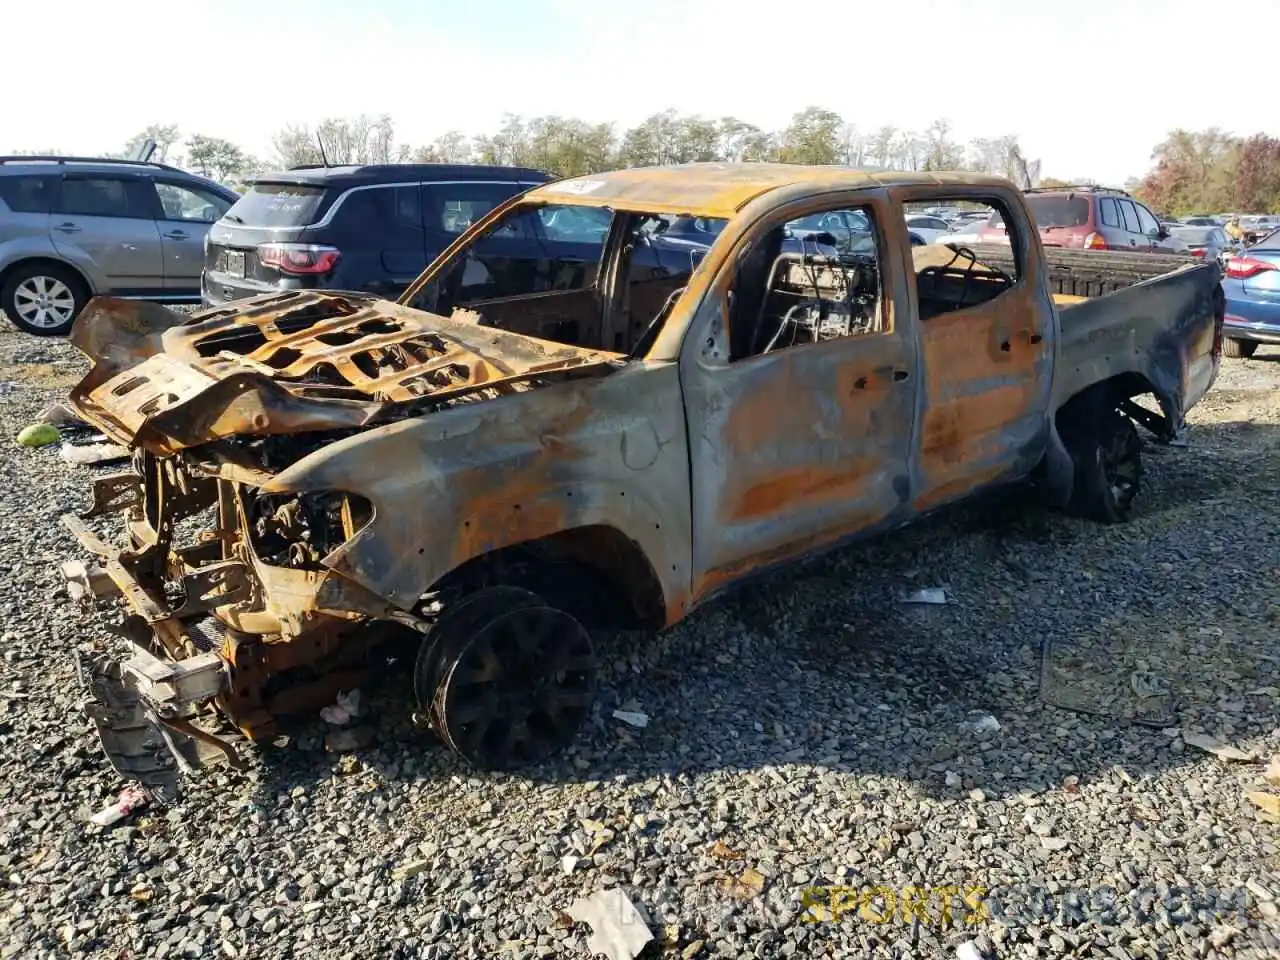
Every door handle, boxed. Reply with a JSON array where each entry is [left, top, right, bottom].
[[164, 231, 189, 240], [55, 222, 81, 233], [892, 369, 909, 381]]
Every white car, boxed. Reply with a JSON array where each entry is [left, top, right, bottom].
[[905, 215, 957, 244]]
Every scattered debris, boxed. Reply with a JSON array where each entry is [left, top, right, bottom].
[[708, 839, 743, 861], [89, 784, 150, 826], [15, 423, 59, 448], [612, 709, 649, 728], [392, 860, 431, 880], [902, 587, 947, 605], [561, 855, 580, 875], [1245, 791, 1280, 817], [566, 888, 653, 960], [958, 713, 1001, 736], [319, 689, 363, 726], [1182, 732, 1258, 763], [956, 941, 987, 960], [37, 402, 86, 428], [718, 867, 766, 900], [1265, 755, 1280, 787], [323, 727, 373, 753], [58, 441, 131, 466]]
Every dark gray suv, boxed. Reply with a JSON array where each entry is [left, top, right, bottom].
[[0, 156, 239, 335]]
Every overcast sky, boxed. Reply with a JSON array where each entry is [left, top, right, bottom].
[[8, 0, 1275, 184]]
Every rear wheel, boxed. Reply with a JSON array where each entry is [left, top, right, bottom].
[[1, 262, 87, 336], [1065, 407, 1143, 524], [1222, 337, 1258, 359]]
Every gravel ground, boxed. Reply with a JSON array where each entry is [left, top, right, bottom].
[[0, 326, 1278, 960]]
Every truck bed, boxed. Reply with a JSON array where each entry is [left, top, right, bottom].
[[960, 243, 1200, 299], [954, 244, 1223, 431]]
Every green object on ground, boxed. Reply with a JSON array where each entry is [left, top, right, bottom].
[[16, 423, 60, 447]]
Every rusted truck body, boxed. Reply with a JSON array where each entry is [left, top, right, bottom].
[[59, 164, 1225, 793]]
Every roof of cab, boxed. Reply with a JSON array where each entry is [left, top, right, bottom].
[[525, 162, 1012, 219]]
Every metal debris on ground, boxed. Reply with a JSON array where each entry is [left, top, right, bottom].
[[323, 727, 372, 753], [902, 587, 948, 605], [1182, 732, 1259, 763], [566, 888, 653, 960], [58, 441, 131, 466], [88, 783, 151, 826], [958, 713, 1001, 736], [319, 689, 362, 726], [37, 402, 87, 428], [15, 423, 59, 447], [612, 709, 649, 728]]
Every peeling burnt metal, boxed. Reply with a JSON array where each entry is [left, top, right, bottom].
[[58, 163, 1224, 785]]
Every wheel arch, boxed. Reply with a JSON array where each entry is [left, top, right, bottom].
[[1040, 370, 1171, 509], [424, 523, 669, 632]]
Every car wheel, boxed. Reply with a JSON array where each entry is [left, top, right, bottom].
[[1, 262, 87, 336], [419, 585, 598, 770], [1066, 407, 1143, 524], [1222, 338, 1258, 359]]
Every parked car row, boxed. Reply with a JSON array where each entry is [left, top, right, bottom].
[[1, 154, 1277, 360]]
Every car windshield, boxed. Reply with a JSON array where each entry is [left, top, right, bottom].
[[1172, 227, 1215, 244], [1025, 195, 1090, 228], [226, 182, 327, 226]]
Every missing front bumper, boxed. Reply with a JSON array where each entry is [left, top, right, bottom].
[[61, 509, 249, 800]]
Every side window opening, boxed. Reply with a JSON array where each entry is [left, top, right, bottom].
[[911, 198, 1021, 321], [1100, 197, 1120, 228], [726, 205, 885, 362]]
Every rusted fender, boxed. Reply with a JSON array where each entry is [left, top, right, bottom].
[[259, 362, 695, 622]]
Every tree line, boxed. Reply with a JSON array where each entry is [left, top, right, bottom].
[[1134, 129, 1280, 216], [12, 112, 1280, 214]]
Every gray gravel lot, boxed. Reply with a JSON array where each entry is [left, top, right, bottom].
[[0, 327, 1277, 960]]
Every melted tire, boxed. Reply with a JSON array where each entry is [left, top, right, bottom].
[[1066, 407, 1143, 524], [430, 596, 598, 770]]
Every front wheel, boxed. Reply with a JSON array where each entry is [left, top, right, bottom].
[[1065, 407, 1143, 524], [1, 262, 88, 336], [415, 585, 598, 770], [1222, 337, 1258, 359]]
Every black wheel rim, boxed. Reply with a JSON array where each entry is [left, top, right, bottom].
[[1103, 418, 1141, 509], [412, 586, 540, 711], [437, 605, 597, 769]]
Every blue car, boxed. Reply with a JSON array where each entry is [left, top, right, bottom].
[[1222, 228, 1280, 358]]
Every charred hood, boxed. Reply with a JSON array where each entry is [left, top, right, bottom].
[[67, 293, 622, 455]]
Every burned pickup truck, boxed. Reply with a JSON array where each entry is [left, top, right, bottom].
[[59, 163, 1224, 794]]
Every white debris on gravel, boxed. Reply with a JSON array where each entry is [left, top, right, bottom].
[[0, 327, 1278, 959]]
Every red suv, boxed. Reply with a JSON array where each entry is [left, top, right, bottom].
[[976, 186, 1187, 253]]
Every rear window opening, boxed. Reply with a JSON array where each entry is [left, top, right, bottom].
[[1025, 195, 1090, 229], [226, 183, 327, 227]]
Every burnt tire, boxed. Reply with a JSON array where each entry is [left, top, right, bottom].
[[426, 588, 598, 770], [413, 585, 541, 717], [1066, 407, 1142, 524], [1, 261, 88, 336], [1222, 338, 1258, 359]]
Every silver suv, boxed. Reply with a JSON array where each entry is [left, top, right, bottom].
[[0, 156, 238, 335]]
